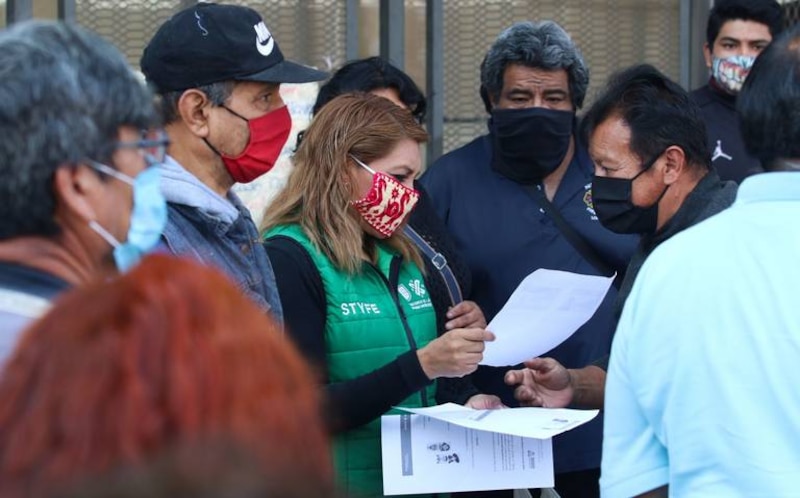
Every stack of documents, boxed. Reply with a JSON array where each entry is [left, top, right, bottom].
[[381, 403, 598, 495], [382, 269, 611, 494]]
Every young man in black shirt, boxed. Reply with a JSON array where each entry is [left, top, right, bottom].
[[690, 0, 783, 183]]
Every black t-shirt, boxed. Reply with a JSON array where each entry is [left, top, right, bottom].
[[690, 83, 763, 184]]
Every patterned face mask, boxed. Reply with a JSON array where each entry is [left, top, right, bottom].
[[711, 55, 756, 95], [349, 155, 419, 238]]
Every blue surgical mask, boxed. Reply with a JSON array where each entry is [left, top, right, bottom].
[[89, 163, 167, 272]]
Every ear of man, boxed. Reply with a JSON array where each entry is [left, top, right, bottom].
[[52, 164, 104, 229], [177, 89, 216, 138], [661, 145, 688, 186]]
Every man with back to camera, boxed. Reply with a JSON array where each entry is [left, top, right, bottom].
[[140, 2, 327, 321], [601, 26, 800, 497], [0, 21, 165, 361], [421, 21, 639, 498], [690, 0, 783, 183]]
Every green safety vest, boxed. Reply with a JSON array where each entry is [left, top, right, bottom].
[[267, 225, 437, 497]]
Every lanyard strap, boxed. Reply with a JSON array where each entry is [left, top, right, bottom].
[[403, 225, 464, 306]]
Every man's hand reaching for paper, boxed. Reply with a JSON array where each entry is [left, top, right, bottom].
[[504, 357, 574, 408]]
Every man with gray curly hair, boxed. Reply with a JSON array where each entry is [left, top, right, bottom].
[[422, 21, 637, 498], [0, 21, 166, 361]]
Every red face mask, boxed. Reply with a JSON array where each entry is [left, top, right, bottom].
[[350, 155, 419, 238], [214, 105, 292, 184]]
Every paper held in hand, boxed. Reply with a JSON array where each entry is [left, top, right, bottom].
[[381, 403, 598, 495], [481, 269, 616, 366]]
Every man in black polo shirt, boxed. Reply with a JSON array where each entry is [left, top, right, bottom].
[[0, 21, 164, 362], [690, 0, 783, 183], [422, 21, 638, 498]]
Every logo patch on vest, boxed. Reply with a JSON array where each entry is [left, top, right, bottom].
[[399, 279, 432, 311]]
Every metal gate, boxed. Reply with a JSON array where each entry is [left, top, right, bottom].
[[10, 0, 796, 158], [73, 0, 349, 74], [441, 0, 682, 152]]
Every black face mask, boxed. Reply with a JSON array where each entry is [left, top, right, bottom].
[[592, 152, 669, 234], [490, 107, 574, 184]]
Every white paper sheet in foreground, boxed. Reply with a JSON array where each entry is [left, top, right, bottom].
[[380, 404, 598, 495], [399, 403, 599, 439], [481, 268, 616, 366], [381, 413, 553, 495]]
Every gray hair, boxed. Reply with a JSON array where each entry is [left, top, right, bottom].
[[159, 80, 235, 125], [0, 21, 156, 239], [480, 21, 589, 111]]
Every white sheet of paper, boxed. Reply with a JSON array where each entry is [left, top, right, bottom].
[[398, 403, 599, 440], [381, 413, 554, 495], [482, 268, 616, 366]]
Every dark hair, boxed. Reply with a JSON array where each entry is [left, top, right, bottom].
[[738, 25, 800, 169], [581, 64, 710, 170], [313, 56, 426, 122], [480, 21, 589, 113], [706, 0, 783, 47], [0, 21, 156, 240]]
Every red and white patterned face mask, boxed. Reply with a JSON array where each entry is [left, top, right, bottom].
[[350, 155, 419, 238]]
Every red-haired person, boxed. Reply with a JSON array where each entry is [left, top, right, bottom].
[[0, 255, 334, 498]]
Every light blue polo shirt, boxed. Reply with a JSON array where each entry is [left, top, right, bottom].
[[601, 172, 800, 498]]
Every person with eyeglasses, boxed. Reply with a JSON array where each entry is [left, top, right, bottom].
[[0, 20, 165, 364], [140, 3, 327, 321]]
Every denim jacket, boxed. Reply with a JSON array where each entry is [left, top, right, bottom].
[[158, 156, 283, 323]]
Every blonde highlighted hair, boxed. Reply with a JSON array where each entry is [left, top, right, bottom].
[[261, 92, 428, 274]]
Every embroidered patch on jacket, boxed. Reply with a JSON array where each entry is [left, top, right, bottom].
[[583, 183, 598, 220]]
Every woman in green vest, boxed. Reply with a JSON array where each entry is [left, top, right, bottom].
[[262, 93, 495, 497]]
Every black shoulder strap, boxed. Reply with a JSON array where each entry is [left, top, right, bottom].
[[523, 184, 615, 278], [403, 225, 464, 306]]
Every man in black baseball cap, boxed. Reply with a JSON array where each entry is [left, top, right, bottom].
[[140, 2, 328, 321], [141, 2, 327, 91]]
